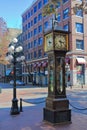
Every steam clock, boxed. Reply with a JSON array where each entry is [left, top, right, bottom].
[[43, 29, 71, 124]]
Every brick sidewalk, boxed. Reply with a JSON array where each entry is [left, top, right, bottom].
[[0, 87, 87, 130]]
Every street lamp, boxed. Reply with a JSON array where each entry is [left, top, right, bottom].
[[6, 38, 25, 115]]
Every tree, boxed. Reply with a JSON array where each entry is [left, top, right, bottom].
[[0, 17, 8, 36], [0, 18, 21, 64], [0, 17, 9, 64], [42, 0, 61, 17], [73, 0, 87, 14]]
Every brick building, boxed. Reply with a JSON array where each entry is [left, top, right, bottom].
[[22, 0, 87, 87]]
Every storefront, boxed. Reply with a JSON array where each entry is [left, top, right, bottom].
[[32, 61, 48, 86], [76, 57, 85, 85], [70, 56, 86, 87]]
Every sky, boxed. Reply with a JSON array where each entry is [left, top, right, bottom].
[[0, 0, 34, 29]]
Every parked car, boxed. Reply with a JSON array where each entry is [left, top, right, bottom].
[[10, 80, 25, 86]]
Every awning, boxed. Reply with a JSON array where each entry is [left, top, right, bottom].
[[37, 62, 42, 67], [42, 62, 48, 67], [65, 57, 70, 64], [76, 58, 86, 64], [33, 64, 37, 68]]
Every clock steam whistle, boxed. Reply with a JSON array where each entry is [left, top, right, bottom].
[[43, 29, 71, 124]]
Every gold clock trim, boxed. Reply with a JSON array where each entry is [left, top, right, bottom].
[[44, 33, 53, 52], [55, 33, 68, 50], [44, 32, 68, 52]]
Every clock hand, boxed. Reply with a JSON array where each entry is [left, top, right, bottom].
[[49, 41, 51, 43], [49, 41, 52, 45], [59, 40, 64, 44]]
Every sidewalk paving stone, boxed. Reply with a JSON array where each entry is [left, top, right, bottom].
[[0, 87, 87, 130]]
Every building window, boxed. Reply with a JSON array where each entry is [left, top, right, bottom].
[[31, 20, 33, 26], [57, 13, 61, 22], [28, 22, 30, 28], [63, 0, 68, 3], [31, 41, 33, 48], [25, 54, 28, 61], [63, 8, 69, 19], [22, 17, 25, 23], [38, 13, 42, 21], [25, 34, 27, 40], [38, 25, 42, 33], [22, 35, 24, 41], [76, 39, 84, 50], [25, 44, 28, 50], [34, 5, 37, 13], [38, 1, 42, 9], [44, 52, 47, 57], [44, 21, 48, 28], [56, 2, 61, 8], [28, 53, 30, 60], [38, 37, 43, 46], [34, 39, 37, 47], [25, 24, 27, 30], [34, 51, 37, 58], [25, 14, 27, 20], [28, 12, 30, 18], [43, 0, 48, 5], [31, 9, 33, 16], [63, 24, 68, 31], [31, 31, 33, 37], [28, 32, 30, 39], [76, 23, 83, 33], [38, 49, 42, 58], [76, 9, 83, 17], [34, 17, 37, 24], [28, 43, 30, 49], [30, 52, 33, 59], [34, 28, 37, 35]]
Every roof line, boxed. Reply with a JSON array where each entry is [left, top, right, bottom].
[[21, 0, 37, 16]]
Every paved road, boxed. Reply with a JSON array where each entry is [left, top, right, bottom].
[[67, 89, 87, 115], [0, 84, 87, 130], [0, 82, 31, 88], [0, 82, 43, 89]]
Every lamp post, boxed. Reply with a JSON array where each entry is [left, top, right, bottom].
[[6, 38, 25, 115]]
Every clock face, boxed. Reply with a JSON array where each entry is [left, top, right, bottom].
[[45, 33, 53, 52], [55, 34, 67, 50]]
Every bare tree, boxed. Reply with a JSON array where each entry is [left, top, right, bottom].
[[73, 0, 87, 14], [0, 17, 10, 64], [0, 17, 8, 36]]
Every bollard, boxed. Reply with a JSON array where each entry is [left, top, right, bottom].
[[20, 98, 23, 112]]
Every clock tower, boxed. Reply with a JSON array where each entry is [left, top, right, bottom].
[[43, 29, 71, 124]]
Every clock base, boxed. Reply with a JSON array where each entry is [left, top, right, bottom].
[[43, 98, 71, 125]]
